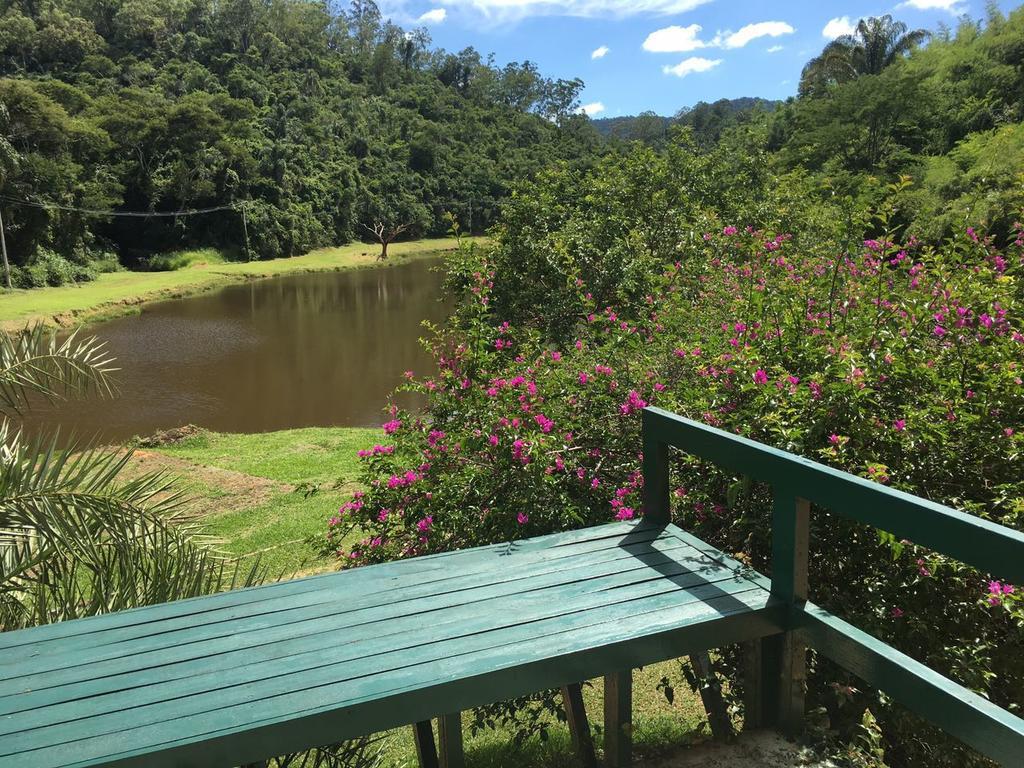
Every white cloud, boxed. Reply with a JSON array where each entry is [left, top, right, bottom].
[[643, 24, 707, 52], [898, 0, 961, 11], [591, 45, 610, 59], [662, 56, 722, 77], [718, 21, 794, 49], [417, 7, 447, 22], [644, 20, 794, 54], [766, 45, 784, 53], [822, 16, 857, 39], [578, 101, 606, 116], [437, 0, 711, 23]]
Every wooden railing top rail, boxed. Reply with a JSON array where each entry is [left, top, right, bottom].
[[641, 406, 1024, 585]]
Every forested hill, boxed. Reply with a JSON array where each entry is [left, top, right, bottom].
[[591, 97, 780, 146], [0, 0, 598, 270]]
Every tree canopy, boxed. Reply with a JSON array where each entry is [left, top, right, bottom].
[[0, 0, 598, 276]]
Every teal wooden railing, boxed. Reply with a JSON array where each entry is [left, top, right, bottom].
[[640, 406, 1024, 766]]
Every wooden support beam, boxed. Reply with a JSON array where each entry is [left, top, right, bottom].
[[412, 720, 440, 768], [641, 410, 671, 525], [438, 712, 464, 768], [604, 670, 632, 767], [561, 683, 598, 768], [742, 639, 765, 730], [749, 491, 809, 733]]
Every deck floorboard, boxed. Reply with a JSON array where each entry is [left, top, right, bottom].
[[0, 520, 777, 768]]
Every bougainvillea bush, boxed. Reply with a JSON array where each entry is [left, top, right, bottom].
[[327, 148, 1023, 765]]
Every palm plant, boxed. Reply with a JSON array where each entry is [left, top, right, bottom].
[[0, 325, 264, 630], [0, 326, 384, 766], [799, 15, 929, 97]]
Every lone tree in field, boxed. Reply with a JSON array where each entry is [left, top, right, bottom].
[[358, 162, 430, 260]]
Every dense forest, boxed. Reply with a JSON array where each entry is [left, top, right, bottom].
[[0, 0, 597, 280], [2, 2, 1023, 289]]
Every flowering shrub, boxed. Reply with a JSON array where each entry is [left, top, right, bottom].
[[328, 207, 1023, 764]]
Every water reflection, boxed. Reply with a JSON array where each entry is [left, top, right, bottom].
[[22, 259, 450, 442]]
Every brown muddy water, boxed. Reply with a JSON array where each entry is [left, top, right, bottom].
[[22, 258, 450, 443]]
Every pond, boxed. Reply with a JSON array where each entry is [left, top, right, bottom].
[[23, 258, 450, 443]]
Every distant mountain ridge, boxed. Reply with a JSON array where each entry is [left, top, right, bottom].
[[592, 97, 782, 144]]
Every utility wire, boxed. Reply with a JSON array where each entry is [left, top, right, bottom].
[[0, 195, 245, 218]]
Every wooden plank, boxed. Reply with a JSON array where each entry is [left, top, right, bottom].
[[412, 721, 439, 768], [0, 531, 688, 689], [561, 683, 597, 768], [51, 605, 785, 768], [0, 528, 663, 659], [603, 669, 632, 767], [2, 594, 785, 768], [0, 568, 765, 744], [642, 407, 1024, 584], [0, 538, 706, 711], [438, 712, 464, 768]]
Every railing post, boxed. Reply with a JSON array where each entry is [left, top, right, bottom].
[[747, 488, 809, 733], [438, 712, 464, 768], [412, 720, 440, 768], [641, 409, 670, 524], [604, 669, 632, 767], [561, 683, 598, 768]]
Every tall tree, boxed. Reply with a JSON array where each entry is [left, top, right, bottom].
[[799, 15, 928, 97]]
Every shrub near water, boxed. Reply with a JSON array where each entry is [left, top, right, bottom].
[[328, 220, 1024, 764]]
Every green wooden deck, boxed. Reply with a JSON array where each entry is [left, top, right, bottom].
[[0, 520, 783, 768], [2, 406, 1024, 767]]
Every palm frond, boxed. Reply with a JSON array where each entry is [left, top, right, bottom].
[[0, 325, 118, 415], [0, 425, 266, 630]]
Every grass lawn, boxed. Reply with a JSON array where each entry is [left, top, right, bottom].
[[0, 237, 478, 331], [130, 425, 717, 767]]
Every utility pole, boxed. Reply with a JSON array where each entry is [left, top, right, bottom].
[[0, 206, 11, 290]]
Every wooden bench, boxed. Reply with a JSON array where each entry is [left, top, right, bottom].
[[1, 407, 1022, 767]]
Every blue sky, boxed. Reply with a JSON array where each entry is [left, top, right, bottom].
[[377, 0, 1020, 117]]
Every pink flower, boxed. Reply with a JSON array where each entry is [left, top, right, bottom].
[[517, 512, 529, 525], [890, 607, 904, 618], [933, 325, 946, 338], [828, 434, 840, 445], [550, 351, 562, 361], [578, 372, 589, 385], [615, 507, 635, 521], [382, 419, 402, 434], [753, 369, 769, 385], [893, 419, 906, 432], [619, 390, 648, 415], [416, 516, 433, 532]]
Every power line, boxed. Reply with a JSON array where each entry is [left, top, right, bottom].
[[0, 195, 245, 218]]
